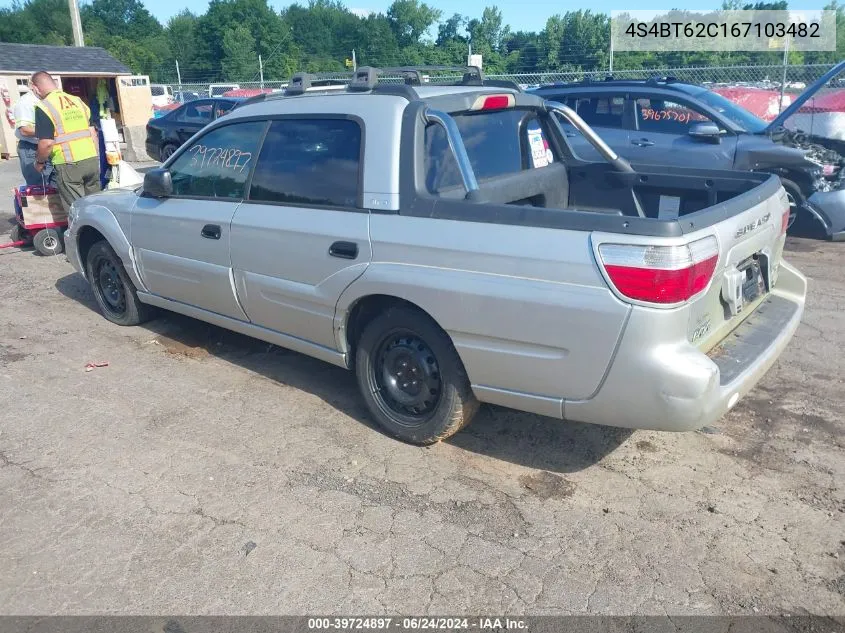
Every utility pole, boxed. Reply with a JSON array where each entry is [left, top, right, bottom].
[[352, 49, 357, 72], [259, 54, 264, 88], [779, 35, 790, 115], [609, 29, 614, 74], [68, 0, 84, 47], [175, 60, 182, 93]]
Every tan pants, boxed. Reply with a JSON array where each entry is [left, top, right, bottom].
[[55, 157, 101, 211]]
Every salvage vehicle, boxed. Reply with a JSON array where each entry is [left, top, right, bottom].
[[145, 97, 243, 161], [531, 61, 845, 239], [65, 67, 806, 445]]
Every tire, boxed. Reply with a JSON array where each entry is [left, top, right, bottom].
[[10, 224, 32, 246], [355, 306, 479, 445], [33, 228, 63, 256], [85, 240, 154, 326], [160, 143, 177, 162]]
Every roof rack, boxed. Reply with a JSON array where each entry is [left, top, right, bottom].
[[286, 72, 315, 95], [347, 65, 492, 90], [645, 75, 679, 85]]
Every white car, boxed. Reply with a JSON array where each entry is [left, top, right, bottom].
[[150, 84, 174, 108]]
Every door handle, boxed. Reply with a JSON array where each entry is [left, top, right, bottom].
[[329, 241, 358, 260], [201, 224, 221, 240], [565, 131, 578, 138], [631, 139, 655, 147]]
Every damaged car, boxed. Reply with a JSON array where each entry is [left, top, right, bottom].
[[531, 61, 845, 240]]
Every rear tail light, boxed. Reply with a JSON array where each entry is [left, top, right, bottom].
[[598, 236, 719, 305], [781, 209, 790, 235]]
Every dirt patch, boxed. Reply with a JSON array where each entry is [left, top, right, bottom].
[[0, 344, 28, 363], [154, 335, 211, 360], [519, 471, 576, 500]]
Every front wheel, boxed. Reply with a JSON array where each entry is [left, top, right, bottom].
[[85, 240, 154, 326], [355, 306, 479, 445]]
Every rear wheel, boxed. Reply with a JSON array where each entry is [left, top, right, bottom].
[[10, 224, 32, 246], [33, 228, 63, 256], [86, 240, 154, 326], [355, 306, 479, 445]]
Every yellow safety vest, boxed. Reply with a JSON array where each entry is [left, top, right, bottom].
[[37, 91, 98, 165]]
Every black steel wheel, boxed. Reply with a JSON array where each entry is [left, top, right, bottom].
[[355, 306, 478, 445], [94, 256, 127, 318], [372, 330, 443, 423], [85, 240, 154, 326]]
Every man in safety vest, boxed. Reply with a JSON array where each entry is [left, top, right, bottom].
[[31, 71, 101, 211]]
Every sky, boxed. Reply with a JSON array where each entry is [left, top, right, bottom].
[[0, 0, 834, 32]]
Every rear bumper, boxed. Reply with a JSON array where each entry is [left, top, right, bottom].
[[563, 261, 806, 431]]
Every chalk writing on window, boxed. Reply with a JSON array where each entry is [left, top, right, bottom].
[[641, 108, 693, 124], [187, 145, 252, 173]]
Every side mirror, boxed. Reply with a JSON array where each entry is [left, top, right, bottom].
[[143, 167, 172, 198], [688, 122, 722, 144]]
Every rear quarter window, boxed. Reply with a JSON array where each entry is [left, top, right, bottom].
[[424, 109, 556, 194]]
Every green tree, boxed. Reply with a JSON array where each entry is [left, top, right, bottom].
[[194, 0, 298, 81], [0, 0, 72, 45], [386, 0, 441, 47], [221, 25, 257, 80], [82, 0, 162, 40], [436, 13, 466, 46]]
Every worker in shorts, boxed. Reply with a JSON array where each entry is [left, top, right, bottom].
[[30, 71, 101, 211]]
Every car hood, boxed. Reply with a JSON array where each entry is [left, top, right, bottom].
[[766, 60, 845, 132]]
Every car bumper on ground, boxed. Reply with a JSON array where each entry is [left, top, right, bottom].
[[563, 261, 807, 432], [807, 188, 845, 241]]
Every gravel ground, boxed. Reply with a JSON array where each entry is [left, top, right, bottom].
[[0, 159, 843, 616]]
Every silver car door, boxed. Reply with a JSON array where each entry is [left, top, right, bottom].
[[132, 119, 267, 320], [230, 117, 371, 351]]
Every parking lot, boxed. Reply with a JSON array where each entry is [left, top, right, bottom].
[[0, 159, 843, 616]]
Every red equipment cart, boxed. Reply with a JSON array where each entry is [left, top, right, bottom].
[[4, 185, 67, 256]]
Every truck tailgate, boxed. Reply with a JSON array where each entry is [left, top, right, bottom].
[[687, 183, 791, 353]]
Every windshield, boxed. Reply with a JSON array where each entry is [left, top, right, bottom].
[[689, 88, 768, 133]]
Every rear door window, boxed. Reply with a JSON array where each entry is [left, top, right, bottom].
[[215, 100, 237, 119], [168, 121, 266, 198], [424, 109, 556, 193], [176, 101, 213, 125], [248, 118, 362, 208], [567, 95, 626, 129]]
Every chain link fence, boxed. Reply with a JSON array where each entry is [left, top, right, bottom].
[[162, 63, 838, 99]]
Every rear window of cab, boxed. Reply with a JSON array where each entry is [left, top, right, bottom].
[[424, 109, 558, 194]]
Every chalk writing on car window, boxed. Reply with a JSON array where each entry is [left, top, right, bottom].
[[641, 108, 693, 124], [187, 145, 252, 173]]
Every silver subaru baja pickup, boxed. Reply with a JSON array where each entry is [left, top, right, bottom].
[[64, 67, 806, 445]]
